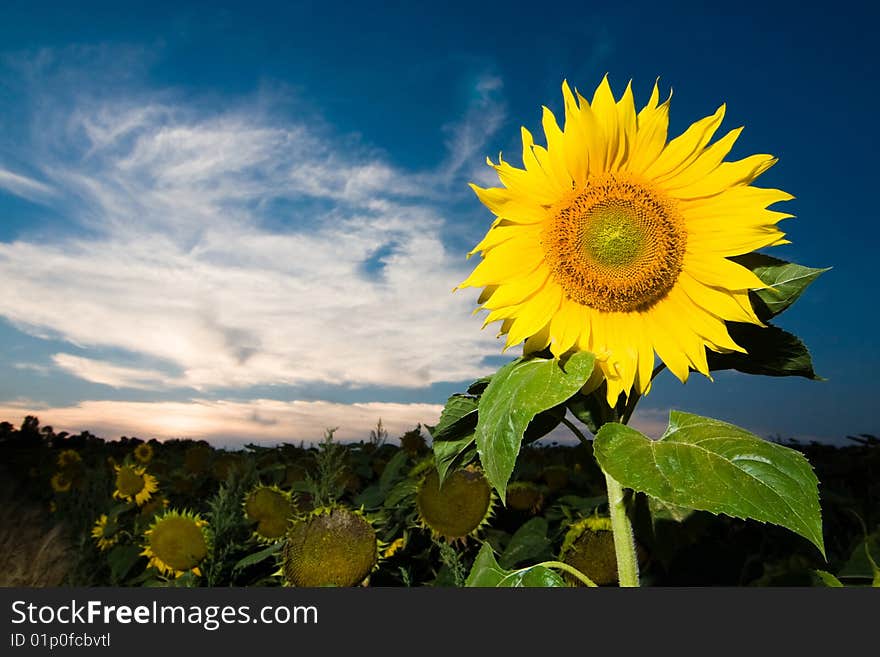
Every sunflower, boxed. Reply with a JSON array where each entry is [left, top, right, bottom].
[[133, 442, 154, 464], [559, 515, 618, 586], [282, 506, 378, 587], [91, 514, 118, 551], [57, 449, 82, 469], [458, 77, 791, 405], [243, 485, 293, 542], [142, 509, 209, 578], [50, 472, 71, 493], [113, 464, 159, 506], [416, 465, 494, 543]]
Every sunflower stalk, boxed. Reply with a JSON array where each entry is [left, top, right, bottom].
[[567, 390, 641, 587]]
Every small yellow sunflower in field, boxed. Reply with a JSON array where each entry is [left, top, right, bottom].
[[383, 535, 407, 559], [56, 449, 82, 469], [113, 464, 159, 506], [91, 514, 118, 551], [50, 472, 72, 493], [459, 77, 791, 404], [133, 442, 154, 464], [142, 509, 209, 578]]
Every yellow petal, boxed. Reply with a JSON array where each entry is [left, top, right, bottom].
[[659, 127, 743, 191], [468, 222, 543, 256], [505, 283, 564, 348], [644, 104, 726, 180], [523, 321, 552, 355], [672, 154, 777, 199], [685, 254, 768, 290], [482, 266, 552, 309], [590, 75, 621, 172], [457, 237, 544, 288], [561, 80, 589, 186], [540, 105, 574, 189], [628, 80, 671, 173], [549, 299, 589, 357], [615, 80, 637, 169], [677, 272, 763, 325], [469, 183, 548, 224]]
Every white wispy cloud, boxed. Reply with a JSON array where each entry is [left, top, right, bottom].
[[0, 56, 509, 397], [0, 167, 54, 201], [0, 398, 441, 447], [51, 354, 181, 390]]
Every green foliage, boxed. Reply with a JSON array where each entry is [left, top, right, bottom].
[[465, 543, 565, 587], [731, 254, 829, 320], [499, 517, 552, 569], [708, 323, 821, 380], [706, 255, 827, 380], [475, 352, 595, 498], [594, 411, 825, 556]]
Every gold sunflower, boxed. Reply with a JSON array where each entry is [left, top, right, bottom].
[[113, 464, 159, 506], [91, 514, 118, 551], [133, 442, 154, 464], [56, 449, 82, 469], [458, 76, 791, 404], [141, 509, 209, 578], [50, 472, 72, 493]]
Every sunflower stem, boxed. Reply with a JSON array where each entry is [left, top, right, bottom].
[[603, 470, 640, 587], [560, 416, 591, 447], [534, 560, 598, 587]]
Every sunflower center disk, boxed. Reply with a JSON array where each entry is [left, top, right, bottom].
[[543, 175, 686, 313]]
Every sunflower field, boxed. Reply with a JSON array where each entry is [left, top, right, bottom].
[[1, 416, 877, 588]]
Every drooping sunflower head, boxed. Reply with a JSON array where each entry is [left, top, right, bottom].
[[559, 515, 618, 586], [133, 442, 154, 464], [91, 514, 118, 551], [459, 77, 792, 405], [416, 465, 494, 543], [243, 485, 293, 542], [282, 506, 378, 587], [505, 481, 545, 514], [113, 464, 159, 506], [142, 509, 210, 578]]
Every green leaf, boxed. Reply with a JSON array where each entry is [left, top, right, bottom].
[[232, 542, 282, 573], [812, 570, 844, 587], [497, 566, 565, 587], [475, 352, 595, 497], [499, 517, 552, 569], [107, 544, 144, 584], [566, 393, 605, 435], [839, 529, 880, 582], [731, 254, 829, 320], [708, 323, 822, 380], [430, 393, 480, 484], [430, 394, 479, 442], [523, 404, 566, 444], [378, 449, 409, 493], [593, 411, 825, 557], [433, 434, 476, 485], [465, 542, 565, 588], [465, 543, 509, 586]]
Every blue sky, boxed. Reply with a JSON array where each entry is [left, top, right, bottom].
[[0, 1, 876, 446]]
